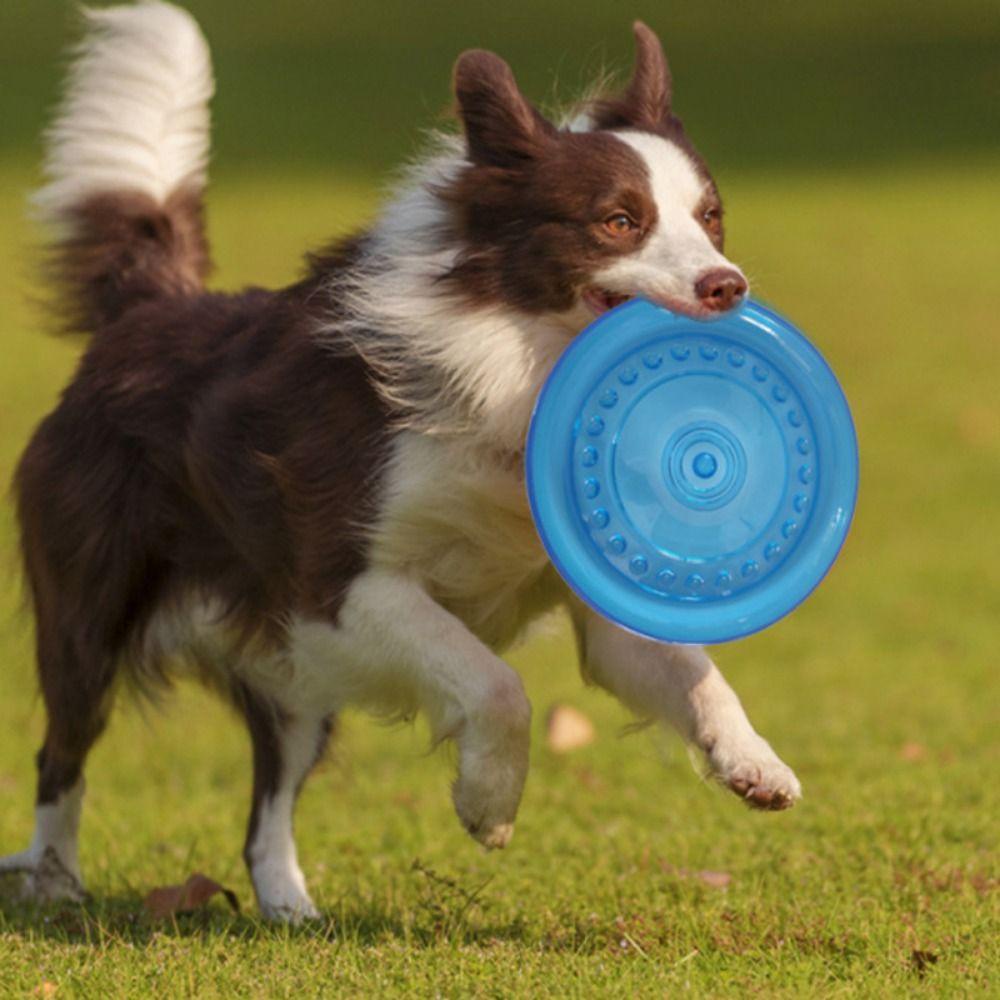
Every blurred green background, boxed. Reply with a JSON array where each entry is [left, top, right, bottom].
[[3, 1, 1000, 175], [1, 2, 998, 995]]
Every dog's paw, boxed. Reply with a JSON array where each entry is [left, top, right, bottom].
[[462, 816, 515, 850], [705, 735, 802, 811], [451, 734, 527, 851], [0, 846, 88, 904], [453, 793, 517, 850], [259, 896, 321, 924], [251, 862, 321, 924], [452, 773, 519, 850], [256, 883, 321, 924]]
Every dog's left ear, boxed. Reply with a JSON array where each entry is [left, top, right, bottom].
[[454, 49, 556, 168], [593, 22, 674, 131]]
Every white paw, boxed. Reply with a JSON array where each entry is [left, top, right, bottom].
[[259, 895, 321, 924], [252, 865, 320, 923], [706, 734, 802, 811], [1, 846, 87, 903], [452, 765, 521, 850]]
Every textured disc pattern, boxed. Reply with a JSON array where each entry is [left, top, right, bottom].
[[527, 299, 858, 644]]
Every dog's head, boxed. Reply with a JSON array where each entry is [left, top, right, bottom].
[[443, 22, 747, 326]]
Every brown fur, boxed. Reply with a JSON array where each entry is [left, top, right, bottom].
[[589, 21, 725, 249], [16, 210, 393, 806], [45, 188, 211, 334], [591, 21, 673, 133], [440, 131, 658, 313], [439, 22, 725, 314], [13, 18, 729, 887]]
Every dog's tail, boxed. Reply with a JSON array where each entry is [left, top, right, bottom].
[[33, 1, 214, 333]]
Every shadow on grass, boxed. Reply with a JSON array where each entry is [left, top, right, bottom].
[[3, 869, 980, 987], [0, 884, 884, 969], [0, 888, 533, 950], [0, 858, 541, 950]]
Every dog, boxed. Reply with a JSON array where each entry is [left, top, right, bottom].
[[1, 2, 800, 921]]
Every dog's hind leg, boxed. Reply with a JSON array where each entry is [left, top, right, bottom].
[[572, 604, 801, 810], [0, 614, 120, 903], [4, 417, 162, 903], [235, 682, 332, 922]]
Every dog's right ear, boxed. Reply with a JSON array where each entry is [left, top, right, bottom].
[[453, 50, 555, 168], [591, 22, 674, 131]]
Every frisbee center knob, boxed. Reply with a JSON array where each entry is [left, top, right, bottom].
[[692, 451, 718, 479], [663, 424, 747, 511]]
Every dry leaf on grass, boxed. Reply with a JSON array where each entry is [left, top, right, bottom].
[[659, 861, 733, 889], [900, 741, 927, 762], [546, 704, 595, 753], [696, 870, 732, 889], [33, 984, 58, 999], [143, 873, 240, 920]]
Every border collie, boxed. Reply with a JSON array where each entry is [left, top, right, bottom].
[[1, 2, 800, 921]]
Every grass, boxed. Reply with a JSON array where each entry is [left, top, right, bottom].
[[1, 3, 999, 984], [0, 154, 997, 997]]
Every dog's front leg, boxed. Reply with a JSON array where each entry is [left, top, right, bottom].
[[571, 604, 801, 809], [292, 570, 531, 847]]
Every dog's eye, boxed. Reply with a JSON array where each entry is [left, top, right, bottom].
[[604, 213, 637, 236], [702, 207, 721, 229]]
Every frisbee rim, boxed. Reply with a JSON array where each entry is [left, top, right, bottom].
[[525, 297, 859, 644]]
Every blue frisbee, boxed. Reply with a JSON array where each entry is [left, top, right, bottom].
[[526, 298, 858, 644]]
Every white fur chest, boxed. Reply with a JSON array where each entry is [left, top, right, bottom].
[[369, 432, 564, 650]]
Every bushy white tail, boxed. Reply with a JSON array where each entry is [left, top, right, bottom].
[[34, 0, 214, 222]]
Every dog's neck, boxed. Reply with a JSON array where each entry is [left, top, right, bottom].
[[320, 137, 581, 453]]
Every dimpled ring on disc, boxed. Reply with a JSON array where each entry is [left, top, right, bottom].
[[526, 298, 858, 645]]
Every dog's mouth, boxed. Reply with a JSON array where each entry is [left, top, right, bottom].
[[582, 287, 633, 316], [582, 287, 715, 321]]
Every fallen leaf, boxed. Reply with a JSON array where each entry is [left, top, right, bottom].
[[546, 704, 595, 753], [33, 984, 58, 999], [900, 742, 926, 762], [696, 870, 732, 889], [658, 862, 733, 888], [143, 873, 240, 920]]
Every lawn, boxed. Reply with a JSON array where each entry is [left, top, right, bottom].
[[0, 152, 996, 996], [0, 0, 998, 994]]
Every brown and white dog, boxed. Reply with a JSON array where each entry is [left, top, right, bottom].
[[2, 2, 799, 921]]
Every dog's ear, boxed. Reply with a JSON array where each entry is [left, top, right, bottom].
[[453, 49, 555, 167], [593, 22, 674, 131]]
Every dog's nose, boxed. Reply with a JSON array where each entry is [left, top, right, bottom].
[[694, 268, 748, 312]]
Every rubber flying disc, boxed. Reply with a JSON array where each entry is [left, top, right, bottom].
[[526, 298, 858, 644]]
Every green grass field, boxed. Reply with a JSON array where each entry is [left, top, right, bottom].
[[0, 1, 999, 994], [0, 155, 997, 997]]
